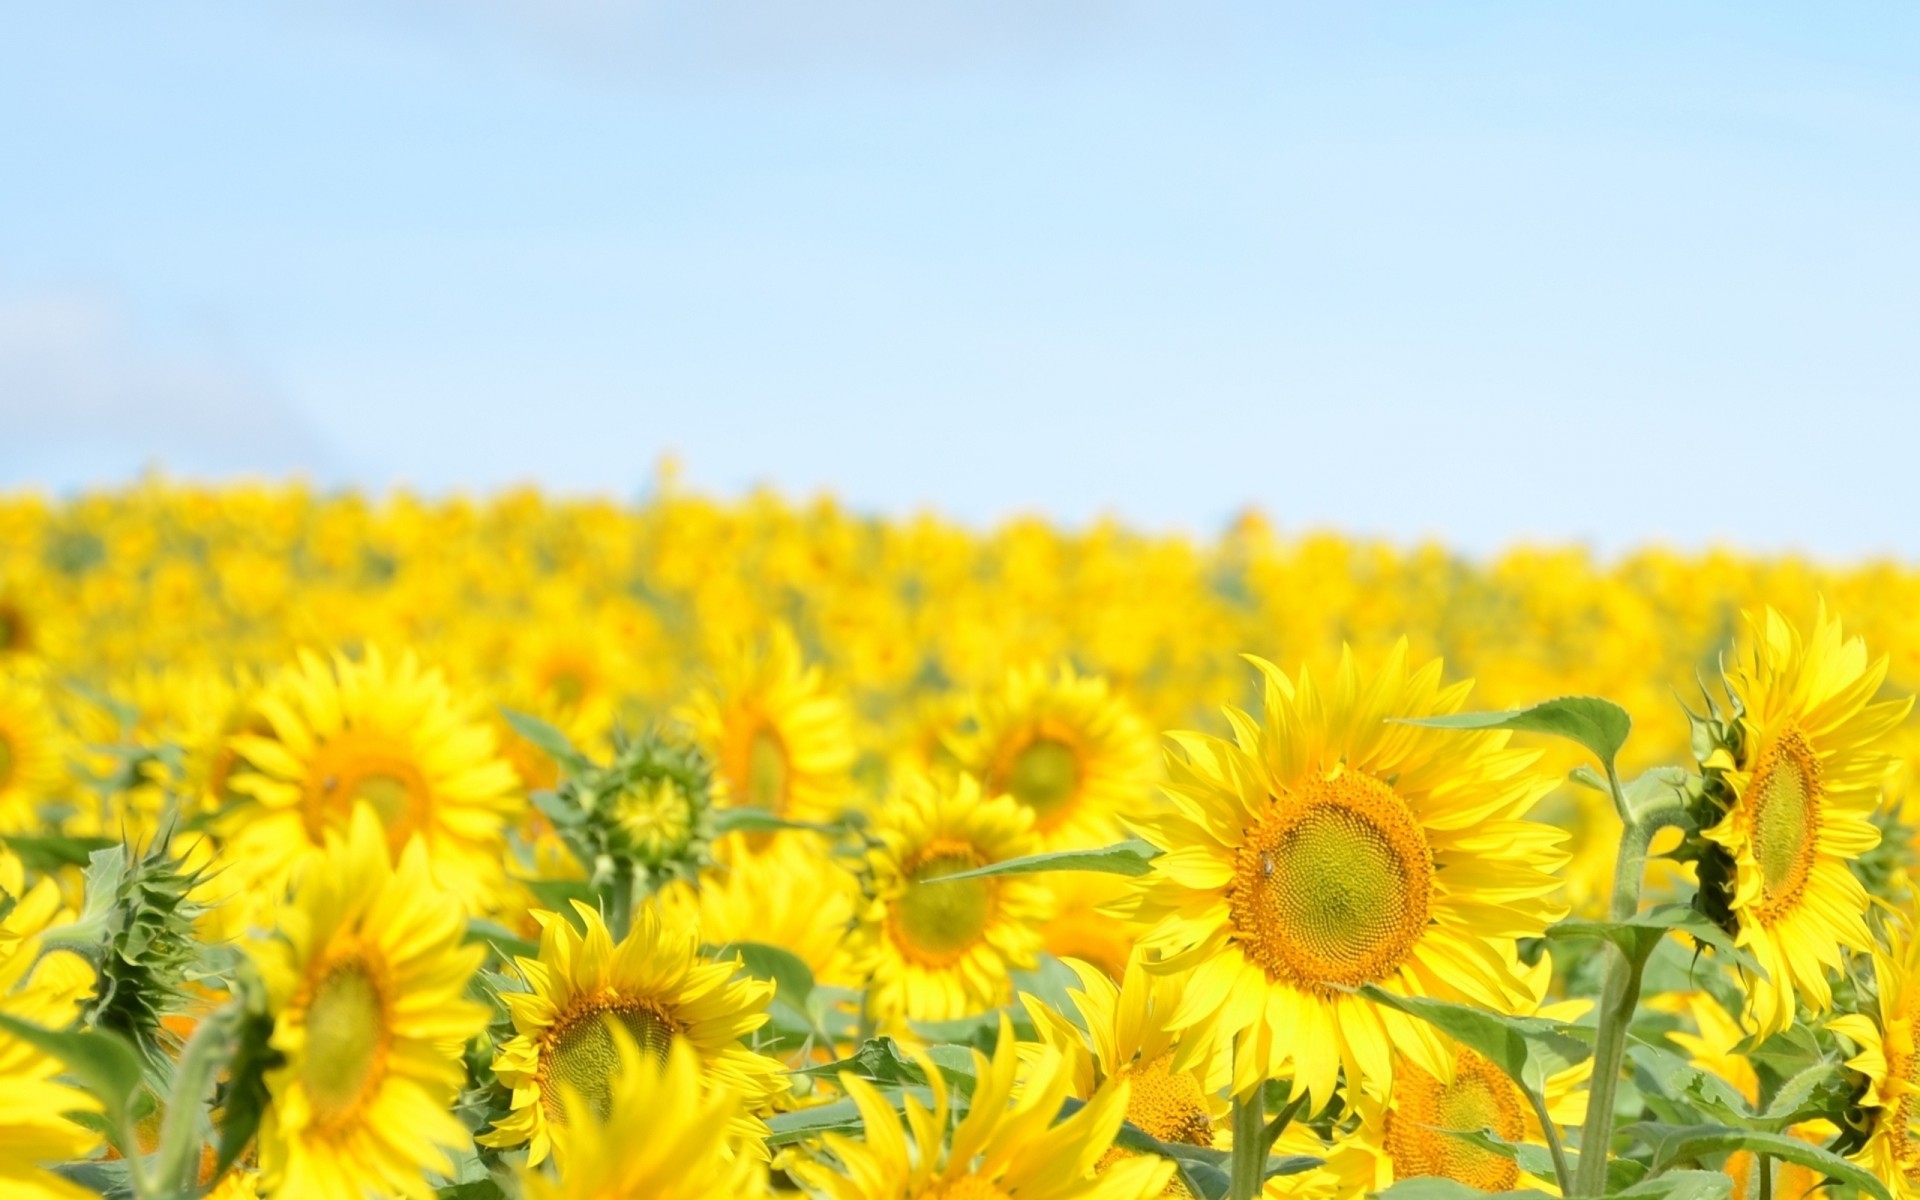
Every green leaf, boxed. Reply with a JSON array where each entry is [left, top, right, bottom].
[[0, 834, 117, 872], [799, 1037, 929, 1086], [1620, 1123, 1890, 1200], [764, 1087, 935, 1145], [515, 878, 598, 919], [1758, 1060, 1842, 1128], [1358, 985, 1590, 1093], [436, 1181, 511, 1199], [1398, 696, 1631, 780], [712, 941, 815, 1008], [1604, 1169, 1733, 1200], [1626, 1037, 1751, 1127], [0, 1014, 144, 1141], [499, 708, 588, 770], [465, 919, 538, 963], [924, 839, 1162, 884], [710, 807, 843, 837], [1373, 1178, 1554, 1200], [1549, 905, 1764, 979]]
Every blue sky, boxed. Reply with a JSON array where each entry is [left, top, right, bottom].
[[3, 3, 1917, 555]]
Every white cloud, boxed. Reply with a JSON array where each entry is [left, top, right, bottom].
[[0, 291, 344, 490]]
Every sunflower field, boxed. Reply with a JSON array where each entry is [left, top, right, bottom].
[[6, 480, 1920, 1200]]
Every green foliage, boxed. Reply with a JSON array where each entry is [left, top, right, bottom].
[[1401, 695, 1633, 790], [923, 838, 1162, 884], [1620, 1123, 1890, 1200], [1358, 985, 1590, 1093], [79, 821, 214, 1071]]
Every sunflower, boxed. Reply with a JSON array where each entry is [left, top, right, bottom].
[[1831, 908, 1920, 1198], [790, 1014, 1174, 1200], [849, 771, 1053, 1024], [1701, 606, 1911, 1035], [220, 646, 522, 914], [1271, 1039, 1585, 1200], [1022, 953, 1230, 1196], [479, 900, 785, 1165], [518, 1038, 768, 1200], [655, 835, 863, 988], [0, 673, 67, 832], [252, 805, 489, 1200], [953, 662, 1156, 850], [0, 849, 100, 1200], [1122, 643, 1567, 1103], [678, 626, 856, 825]]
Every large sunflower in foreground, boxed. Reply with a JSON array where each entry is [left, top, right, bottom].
[[518, 1038, 768, 1200], [1832, 909, 1920, 1198], [849, 771, 1053, 1024], [791, 1015, 1174, 1200], [953, 662, 1156, 850], [1022, 953, 1229, 1195], [0, 673, 67, 832], [220, 647, 521, 913], [1701, 606, 1910, 1035], [253, 806, 489, 1200], [1122, 643, 1567, 1103], [479, 901, 785, 1165], [678, 626, 856, 825]]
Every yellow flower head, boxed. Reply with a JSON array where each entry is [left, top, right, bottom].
[[850, 771, 1053, 1024], [1124, 643, 1567, 1103], [0, 847, 100, 1200], [1832, 906, 1920, 1199], [953, 662, 1157, 851], [791, 1015, 1175, 1200], [656, 834, 864, 988], [679, 625, 856, 825], [518, 1036, 769, 1200], [254, 805, 490, 1200], [479, 900, 785, 1166], [221, 646, 522, 914], [0, 673, 67, 833], [1703, 606, 1911, 1035], [1022, 952, 1230, 1192]]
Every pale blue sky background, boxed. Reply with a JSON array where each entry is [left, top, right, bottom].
[[3, 3, 1917, 555]]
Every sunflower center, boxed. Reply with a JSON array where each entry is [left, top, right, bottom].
[[300, 961, 390, 1130], [1124, 1053, 1214, 1146], [0, 731, 14, 788], [540, 998, 677, 1126], [1229, 772, 1432, 994], [0, 605, 22, 653], [1744, 728, 1822, 922], [746, 724, 790, 812], [890, 845, 995, 966], [999, 735, 1082, 827], [541, 659, 594, 708], [1382, 1052, 1526, 1192], [926, 1177, 1013, 1200], [305, 734, 431, 850]]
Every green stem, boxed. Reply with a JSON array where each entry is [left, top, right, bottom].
[[608, 869, 634, 943], [1230, 1091, 1267, 1200], [1259, 1089, 1309, 1159], [1571, 801, 1675, 1196], [1526, 1078, 1575, 1198], [1757, 1153, 1773, 1200], [151, 1006, 238, 1197]]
